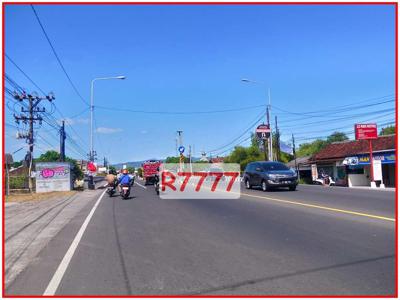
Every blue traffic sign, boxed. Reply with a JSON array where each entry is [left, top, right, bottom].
[[178, 146, 185, 154]]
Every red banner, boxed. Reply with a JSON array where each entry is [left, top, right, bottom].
[[87, 162, 97, 172]]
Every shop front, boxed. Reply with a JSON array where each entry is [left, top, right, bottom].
[[343, 150, 395, 187]]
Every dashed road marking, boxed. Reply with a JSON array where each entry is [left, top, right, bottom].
[[135, 181, 147, 189]]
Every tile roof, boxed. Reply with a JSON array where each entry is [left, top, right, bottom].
[[312, 135, 395, 161]]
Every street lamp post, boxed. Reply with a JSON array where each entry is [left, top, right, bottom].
[[241, 78, 273, 161], [89, 76, 126, 161]]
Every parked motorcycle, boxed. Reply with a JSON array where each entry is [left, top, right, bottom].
[[313, 174, 335, 186]]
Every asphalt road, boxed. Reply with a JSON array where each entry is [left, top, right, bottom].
[[6, 182, 395, 296]]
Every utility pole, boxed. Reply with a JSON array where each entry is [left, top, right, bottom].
[[13, 91, 55, 190], [266, 106, 272, 161], [60, 120, 66, 162], [275, 116, 280, 161], [268, 88, 273, 161], [189, 145, 193, 172], [292, 134, 299, 180]]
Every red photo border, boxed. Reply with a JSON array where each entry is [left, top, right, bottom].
[[2, 1, 398, 298]]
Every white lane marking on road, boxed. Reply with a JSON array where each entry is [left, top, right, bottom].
[[135, 181, 147, 189], [43, 189, 107, 295]]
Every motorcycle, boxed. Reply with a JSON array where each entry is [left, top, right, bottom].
[[107, 182, 117, 197], [313, 174, 335, 186], [120, 184, 131, 199]]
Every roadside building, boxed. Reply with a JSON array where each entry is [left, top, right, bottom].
[[287, 155, 312, 183], [210, 156, 224, 164], [310, 134, 395, 187]]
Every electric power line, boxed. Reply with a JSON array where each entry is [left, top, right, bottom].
[[30, 5, 90, 107]]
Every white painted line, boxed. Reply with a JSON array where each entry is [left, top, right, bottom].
[[135, 181, 147, 189], [43, 189, 107, 295]]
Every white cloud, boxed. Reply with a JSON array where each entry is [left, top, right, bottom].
[[140, 130, 148, 134], [96, 127, 123, 134], [77, 118, 89, 124], [57, 118, 89, 126]]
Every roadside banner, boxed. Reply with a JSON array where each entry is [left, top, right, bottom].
[[311, 164, 318, 181], [373, 160, 382, 181], [36, 162, 72, 193]]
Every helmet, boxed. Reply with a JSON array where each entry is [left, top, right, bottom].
[[122, 169, 128, 174]]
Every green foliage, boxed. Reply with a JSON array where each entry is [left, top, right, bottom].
[[35, 150, 84, 180], [297, 139, 328, 157], [224, 143, 264, 171], [35, 150, 60, 162], [108, 166, 117, 174], [165, 156, 189, 163], [326, 131, 349, 144], [279, 152, 293, 163], [296, 131, 349, 157], [9, 176, 27, 189], [137, 167, 143, 177], [126, 166, 135, 174], [12, 161, 23, 168], [379, 125, 395, 136], [298, 177, 312, 184]]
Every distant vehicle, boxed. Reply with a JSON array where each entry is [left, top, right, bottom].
[[243, 161, 298, 191], [142, 160, 162, 185]]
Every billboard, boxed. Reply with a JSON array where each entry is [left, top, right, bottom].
[[36, 162, 72, 193], [355, 124, 378, 140]]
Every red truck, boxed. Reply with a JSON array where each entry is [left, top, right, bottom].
[[142, 160, 162, 185]]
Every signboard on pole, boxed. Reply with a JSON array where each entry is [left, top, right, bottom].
[[355, 124, 378, 140], [256, 124, 271, 140], [355, 123, 378, 187], [36, 162, 72, 193]]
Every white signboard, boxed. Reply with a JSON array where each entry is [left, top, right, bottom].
[[373, 159, 382, 181], [36, 162, 72, 193], [311, 164, 318, 181]]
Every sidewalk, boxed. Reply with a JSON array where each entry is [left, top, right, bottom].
[[299, 183, 395, 192], [5, 187, 104, 288], [348, 186, 395, 192]]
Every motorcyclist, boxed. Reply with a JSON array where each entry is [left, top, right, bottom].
[[106, 170, 118, 189], [118, 169, 133, 191]]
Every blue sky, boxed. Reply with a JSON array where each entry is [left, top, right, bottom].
[[5, 4, 395, 163]]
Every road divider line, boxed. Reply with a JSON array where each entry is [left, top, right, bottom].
[[240, 192, 395, 222], [43, 189, 107, 295], [135, 181, 147, 189]]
